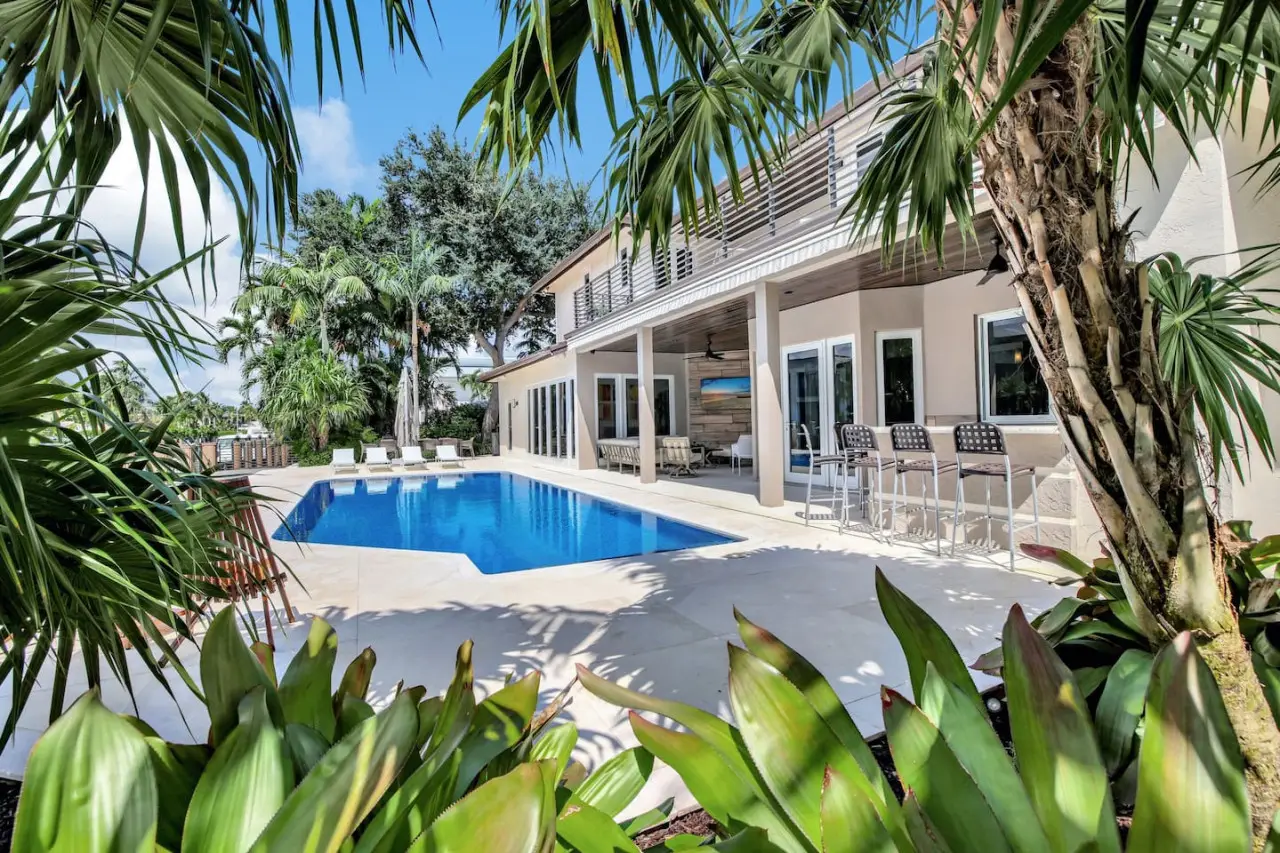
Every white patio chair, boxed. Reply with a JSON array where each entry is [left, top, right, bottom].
[[730, 435, 754, 475], [400, 446, 427, 469], [436, 444, 463, 468], [331, 447, 357, 473], [364, 446, 392, 471]]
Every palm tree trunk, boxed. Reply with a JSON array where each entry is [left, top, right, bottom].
[[410, 302, 420, 432], [946, 5, 1280, 839]]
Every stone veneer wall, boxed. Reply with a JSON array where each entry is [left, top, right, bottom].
[[686, 350, 752, 448]]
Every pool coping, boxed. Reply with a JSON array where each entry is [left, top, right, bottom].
[[270, 469, 746, 576]]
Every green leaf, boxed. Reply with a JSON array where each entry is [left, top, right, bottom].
[[628, 712, 804, 853], [875, 568, 986, 720], [555, 801, 641, 852], [883, 687, 1012, 853], [1019, 545, 1094, 577], [566, 747, 654, 819], [183, 688, 293, 853], [734, 608, 895, 810], [278, 617, 340, 741], [618, 799, 673, 837], [819, 764, 895, 853], [917, 664, 1049, 853], [727, 645, 905, 851], [202, 606, 281, 746], [1128, 633, 1251, 852], [337, 694, 376, 739], [334, 647, 377, 716], [709, 828, 773, 851], [139, 735, 209, 851], [251, 691, 420, 851], [1254, 653, 1280, 727], [1002, 605, 1120, 853], [902, 793, 954, 852], [405, 760, 558, 852], [530, 722, 578, 785], [285, 722, 331, 779], [12, 691, 158, 853], [1094, 649, 1154, 775], [354, 642, 477, 853], [453, 672, 543, 799]]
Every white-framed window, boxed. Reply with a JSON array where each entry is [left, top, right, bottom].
[[978, 308, 1053, 424], [595, 373, 676, 438], [875, 329, 923, 426], [527, 377, 576, 458]]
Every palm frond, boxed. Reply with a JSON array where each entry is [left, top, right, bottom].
[[1148, 250, 1280, 479]]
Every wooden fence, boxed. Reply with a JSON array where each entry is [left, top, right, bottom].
[[181, 438, 291, 472]]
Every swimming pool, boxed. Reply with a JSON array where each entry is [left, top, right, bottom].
[[274, 472, 739, 574]]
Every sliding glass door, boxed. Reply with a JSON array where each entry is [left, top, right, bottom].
[[781, 337, 856, 484], [528, 378, 576, 460]]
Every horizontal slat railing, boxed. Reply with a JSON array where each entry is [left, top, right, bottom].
[[570, 100, 982, 333]]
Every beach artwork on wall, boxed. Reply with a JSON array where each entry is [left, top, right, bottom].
[[700, 376, 751, 410]]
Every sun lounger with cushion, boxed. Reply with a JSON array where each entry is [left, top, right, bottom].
[[400, 446, 427, 469], [436, 445, 463, 468], [332, 447, 357, 473], [364, 446, 392, 471]]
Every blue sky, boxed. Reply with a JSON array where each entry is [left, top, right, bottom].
[[285, 3, 615, 199]]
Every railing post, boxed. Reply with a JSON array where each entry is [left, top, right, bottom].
[[826, 126, 839, 207], [766, 182, 777, 236], [232, 439, 242, 469]]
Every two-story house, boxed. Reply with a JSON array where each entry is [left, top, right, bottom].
[[480, 60, 1280, 556]]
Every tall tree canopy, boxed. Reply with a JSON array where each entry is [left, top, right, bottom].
[[379, 128, 597, 368]]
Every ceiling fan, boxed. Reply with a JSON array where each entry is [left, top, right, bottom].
[[703, 334, 725, 361], [941, 237, 1010, 286]]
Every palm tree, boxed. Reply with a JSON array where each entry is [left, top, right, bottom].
[[241, 248, 371, 353], [260, 342, 370, 450], [0, 0, 425, 754], [215, 306, 270, 364], [376, 229, 455, 427], [467, 1, 1280, 832]]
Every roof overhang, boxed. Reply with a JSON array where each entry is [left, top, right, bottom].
[[476, 342, 567, 382]]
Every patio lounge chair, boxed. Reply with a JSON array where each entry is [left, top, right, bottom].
[[400, 446, 427, 469], [661, 437, 697, 478], [364, 446, 392, 471], [331, 447, 357, 473], [436, 444, 463, 468]]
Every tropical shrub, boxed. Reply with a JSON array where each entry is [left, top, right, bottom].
[[424, 402, 488, 446], [11, 606, 674, 852], [973, 530, 1280, 804], [577, 568, 1271, 850], [260, 339, 371, 452]]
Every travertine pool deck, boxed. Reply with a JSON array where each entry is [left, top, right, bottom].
[[0, 456, 1071, 816]]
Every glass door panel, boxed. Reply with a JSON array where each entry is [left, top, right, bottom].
[[831, 341, 856, 425], [786, 348, 821, 475], [597, 378, 617, 440], [624, 378, 640, 437], [655, 378, 672, 436]]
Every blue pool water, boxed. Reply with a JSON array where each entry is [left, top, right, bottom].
[[274, 472, 738, 574]]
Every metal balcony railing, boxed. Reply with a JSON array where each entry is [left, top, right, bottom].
[[571, 115, 886, 332]]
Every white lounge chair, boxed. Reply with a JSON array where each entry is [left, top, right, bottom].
[[400, 446, 427, 469], [436, 444, 463, 468], [364, 446, 392, 471], [331, 447, 357, 473]]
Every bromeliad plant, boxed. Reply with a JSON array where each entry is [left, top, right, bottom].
[[973, 532, 1280, 803], [11, 606, 675, 853], [575, 568, 1268, 852]]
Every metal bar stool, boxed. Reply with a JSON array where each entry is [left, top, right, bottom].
[[887, 424, 958, 555], [794, 423, 848, 526], [950, 422, 1041, 570], [838, 423, 895, 534]]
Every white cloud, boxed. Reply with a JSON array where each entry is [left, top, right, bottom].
[[74, 141, 246, 404], [294, 100, 369, 193]]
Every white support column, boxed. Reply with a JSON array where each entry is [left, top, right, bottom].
[[571, 349, 596, 469], [754, 280, 784, 506], [637, 327, 657, 484]]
